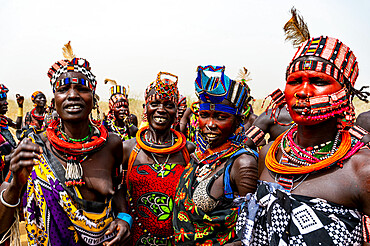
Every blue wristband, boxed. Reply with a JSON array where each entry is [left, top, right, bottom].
[[117, 212, 133, 229]]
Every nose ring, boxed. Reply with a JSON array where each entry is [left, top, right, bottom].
[[205, 125, 211, 131]]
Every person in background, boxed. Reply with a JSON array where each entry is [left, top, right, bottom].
[[173, 94, 187, 131], [0, 86, 23, 183], [23, 91, 47, 131], [103, 82, 137, 141]]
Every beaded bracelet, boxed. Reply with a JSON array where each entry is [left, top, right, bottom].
[[0, 189, 20, 208], [117, 212, 133, 229]]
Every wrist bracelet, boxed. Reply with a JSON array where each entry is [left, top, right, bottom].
[[117, 212, 133, 228], [17, 107, 23, 117], [0, 189, 20, 208]]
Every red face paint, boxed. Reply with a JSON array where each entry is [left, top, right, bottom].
[[285, 70, 342, 125], [198, 109, 237, 148]]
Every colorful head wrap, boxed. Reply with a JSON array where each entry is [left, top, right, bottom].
[[47, 58, 96, 93], [144, 71, 179, 104], [195, 65, 249, 115], [109, 85, 128, 110], [0, 84, 8, 99], [280, 36, 362, 125], [286, 36, 359, 87], [178, 95, 187, 107], [31, 91, 44, 102]]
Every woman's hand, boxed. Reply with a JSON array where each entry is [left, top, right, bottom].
[[15, 94, 24, 108], [103, 218, 130, 246], [9, 138, 42, 190]]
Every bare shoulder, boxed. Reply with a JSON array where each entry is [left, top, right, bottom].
[[233, 152, 258, 169], [122, 138, 137, 152], [107, 132, 123, 149], [350, 148, 370, 214], [186, 141, 196, 154], [355, 110, 370, 132]]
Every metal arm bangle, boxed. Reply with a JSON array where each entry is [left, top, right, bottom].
[[0, 189, 20, 208]]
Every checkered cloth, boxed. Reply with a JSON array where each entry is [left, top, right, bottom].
[[235, 181, 364, 245]]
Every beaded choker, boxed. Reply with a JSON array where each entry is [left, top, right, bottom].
[[46, 119, 108, 186], [136, 126, 186, 155], [265, 124, 352, 175], [31, 108, 45, 122], [192, 141, 239, 182]]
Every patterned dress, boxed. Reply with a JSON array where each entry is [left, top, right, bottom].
[[173, 149, 257, 245], [127, 152, 186, 245], [24, 134, 116, 246]]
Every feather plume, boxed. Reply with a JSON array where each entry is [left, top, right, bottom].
[[62, 41, 76, 61], [237, 67, 252, 84], [283, 7, 310, 48], [104, 79, 117, 85]]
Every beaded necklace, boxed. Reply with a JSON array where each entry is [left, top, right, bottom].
[[110, 119, 131, 141], [31, 107, 45, 121], [265, 124, 352, 175], [148, 132, 174, 177], [46, 119, 108, 186], [192, 141, 238, 182]]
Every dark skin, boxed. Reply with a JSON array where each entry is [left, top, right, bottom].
[[112, 99, 138, 138], [258, 70, 370, 246], [179, 106, 192, 135], [121, 97, 195, 244], [23, 92, 46, 129], [244, 106, 292, 149], [356, 110, 370, 132], [0, 94, 24, 130], [2, 72, 130, 245], [192, 104, 258, 246]]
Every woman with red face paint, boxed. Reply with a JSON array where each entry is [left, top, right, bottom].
[[103, 82, 137, 141], [173, 65, 258, 245], [122, 72, 195, 245], [0, 42, 130, 246], [236, 34, 370, 244]]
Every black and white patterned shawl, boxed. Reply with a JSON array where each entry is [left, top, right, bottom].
[[234, 181, 363, 245]]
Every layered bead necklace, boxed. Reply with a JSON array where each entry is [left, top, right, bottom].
[[47, 119, 108, 186], [266, 124, 352, 192], [192, 141, 239, 183]]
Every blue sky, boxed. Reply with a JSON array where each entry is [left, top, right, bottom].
[[0, 0, 369, 102]]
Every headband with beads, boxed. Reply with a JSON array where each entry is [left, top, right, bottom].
[[47, 42, 97, 93]]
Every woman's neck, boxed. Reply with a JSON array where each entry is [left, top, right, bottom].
[[34, 106, 45, 115], [61, 119, 90, 140], [114, 118, 126, 128], [296, 118, 339, 148], [146, 127, 172, 145]]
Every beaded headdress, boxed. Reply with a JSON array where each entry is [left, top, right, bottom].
[[195, 65, 249, 115], [265, 8, 367, 125], [0, 84, 9, 99], [104, 79, 129, 110], [31, 91, 44, 102], [286, 36, 359, 87], [47, 41, 97, 93], [145, 71, 179, 104]]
